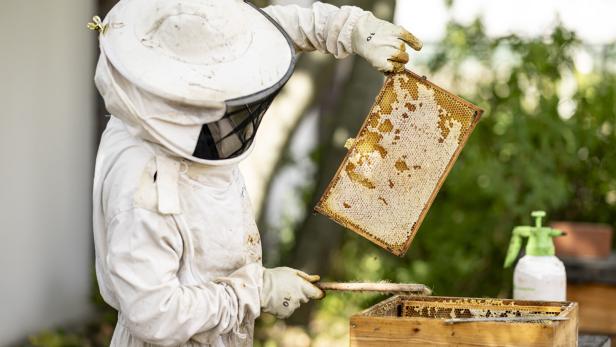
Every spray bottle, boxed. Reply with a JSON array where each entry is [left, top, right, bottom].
[[504, 211, 567, 301]]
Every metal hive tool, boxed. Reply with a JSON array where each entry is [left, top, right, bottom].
[[315, 70, 483, 256]]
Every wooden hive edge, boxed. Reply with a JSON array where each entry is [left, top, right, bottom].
[[350, 296, 578, 347], [350, 315, 561, 347]]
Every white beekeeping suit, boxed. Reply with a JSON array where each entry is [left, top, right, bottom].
[[91, 1, 421, 346]]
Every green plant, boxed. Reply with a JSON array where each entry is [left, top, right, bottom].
[[334, 20, 616, 302]]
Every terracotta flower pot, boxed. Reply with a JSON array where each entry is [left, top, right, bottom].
[[551, 221, 613, 260]]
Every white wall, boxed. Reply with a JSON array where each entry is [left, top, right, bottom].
[[0, 0, 96, 344]]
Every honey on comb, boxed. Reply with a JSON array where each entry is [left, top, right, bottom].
[[316, 70, 481, 256], [435, 91, 473, 143], [395, 159, 410, 172], [344, 162, 375, 189], [368, 112, 380, 128], [354, 131, 387, 164], [378, 119, 394, 133], [379, 78, 398, 114]]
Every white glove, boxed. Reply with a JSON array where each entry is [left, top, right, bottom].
[[352, 12, 422, 73], [260, 267, 325, 319]]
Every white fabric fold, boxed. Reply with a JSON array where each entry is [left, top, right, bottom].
[[264, 2, 367, 58], [93, 2, 368, 346], [155, 155, 182, 215], [94, 119, 263, 347]]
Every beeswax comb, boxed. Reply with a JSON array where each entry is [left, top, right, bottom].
[[315, 70, 482, 256]]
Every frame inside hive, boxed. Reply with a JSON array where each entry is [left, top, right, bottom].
[[315, 70, 483, 256], [361, 295, 571, 319], [350, 296, 578, 347]]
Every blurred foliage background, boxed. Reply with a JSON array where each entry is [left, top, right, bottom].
[[252, 1, 616, 345], [26, 0, 616, 346]]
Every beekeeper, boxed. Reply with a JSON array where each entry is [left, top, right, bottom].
[[91, 0, 421, 346]]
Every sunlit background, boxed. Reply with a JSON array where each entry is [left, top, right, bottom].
[[1, 0, 615, 346]]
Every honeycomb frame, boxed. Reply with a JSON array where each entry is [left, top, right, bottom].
[[315, 70, 483, 256], [359, 295, 573, 320], [351, 295, 578, 346]]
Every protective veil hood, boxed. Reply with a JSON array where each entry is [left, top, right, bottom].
[[94, 0, 296, 165]]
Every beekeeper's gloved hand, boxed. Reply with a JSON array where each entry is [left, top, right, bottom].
[[261, 267, 325, 319], [352, 12, 422, 73]]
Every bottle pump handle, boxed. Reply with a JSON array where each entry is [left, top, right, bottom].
[[503, 226, 531, 268], [503, 232, 522, 268], [503, 211, 563, 268], [531, 211, 545, 227]]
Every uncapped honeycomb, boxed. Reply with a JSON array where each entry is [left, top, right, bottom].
[[362, 296, 569, 320], [316, 70, 482, 256], [401, 298, 562, 319]]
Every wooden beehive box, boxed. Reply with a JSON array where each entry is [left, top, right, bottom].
[[350, 295, 578, 347], [315, 70, 482, 256]]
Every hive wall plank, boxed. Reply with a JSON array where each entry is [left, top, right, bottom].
[[350, 296, 578, 347], [568, 283, 616, 334]]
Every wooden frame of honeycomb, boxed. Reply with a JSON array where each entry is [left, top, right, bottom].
[[315, 70, 483, 256], [351, 295, 578, 346]]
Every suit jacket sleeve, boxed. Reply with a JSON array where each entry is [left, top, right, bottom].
[[263, 1, 367, 58]]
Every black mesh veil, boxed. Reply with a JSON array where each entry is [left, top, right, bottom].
[[192, 86, 284, 160], [192, 2, 297, 161]]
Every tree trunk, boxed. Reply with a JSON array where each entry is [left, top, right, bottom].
[[282, 0, 397, 324]]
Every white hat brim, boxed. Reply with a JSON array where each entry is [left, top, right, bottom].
[[100, 0, 295, 107]]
